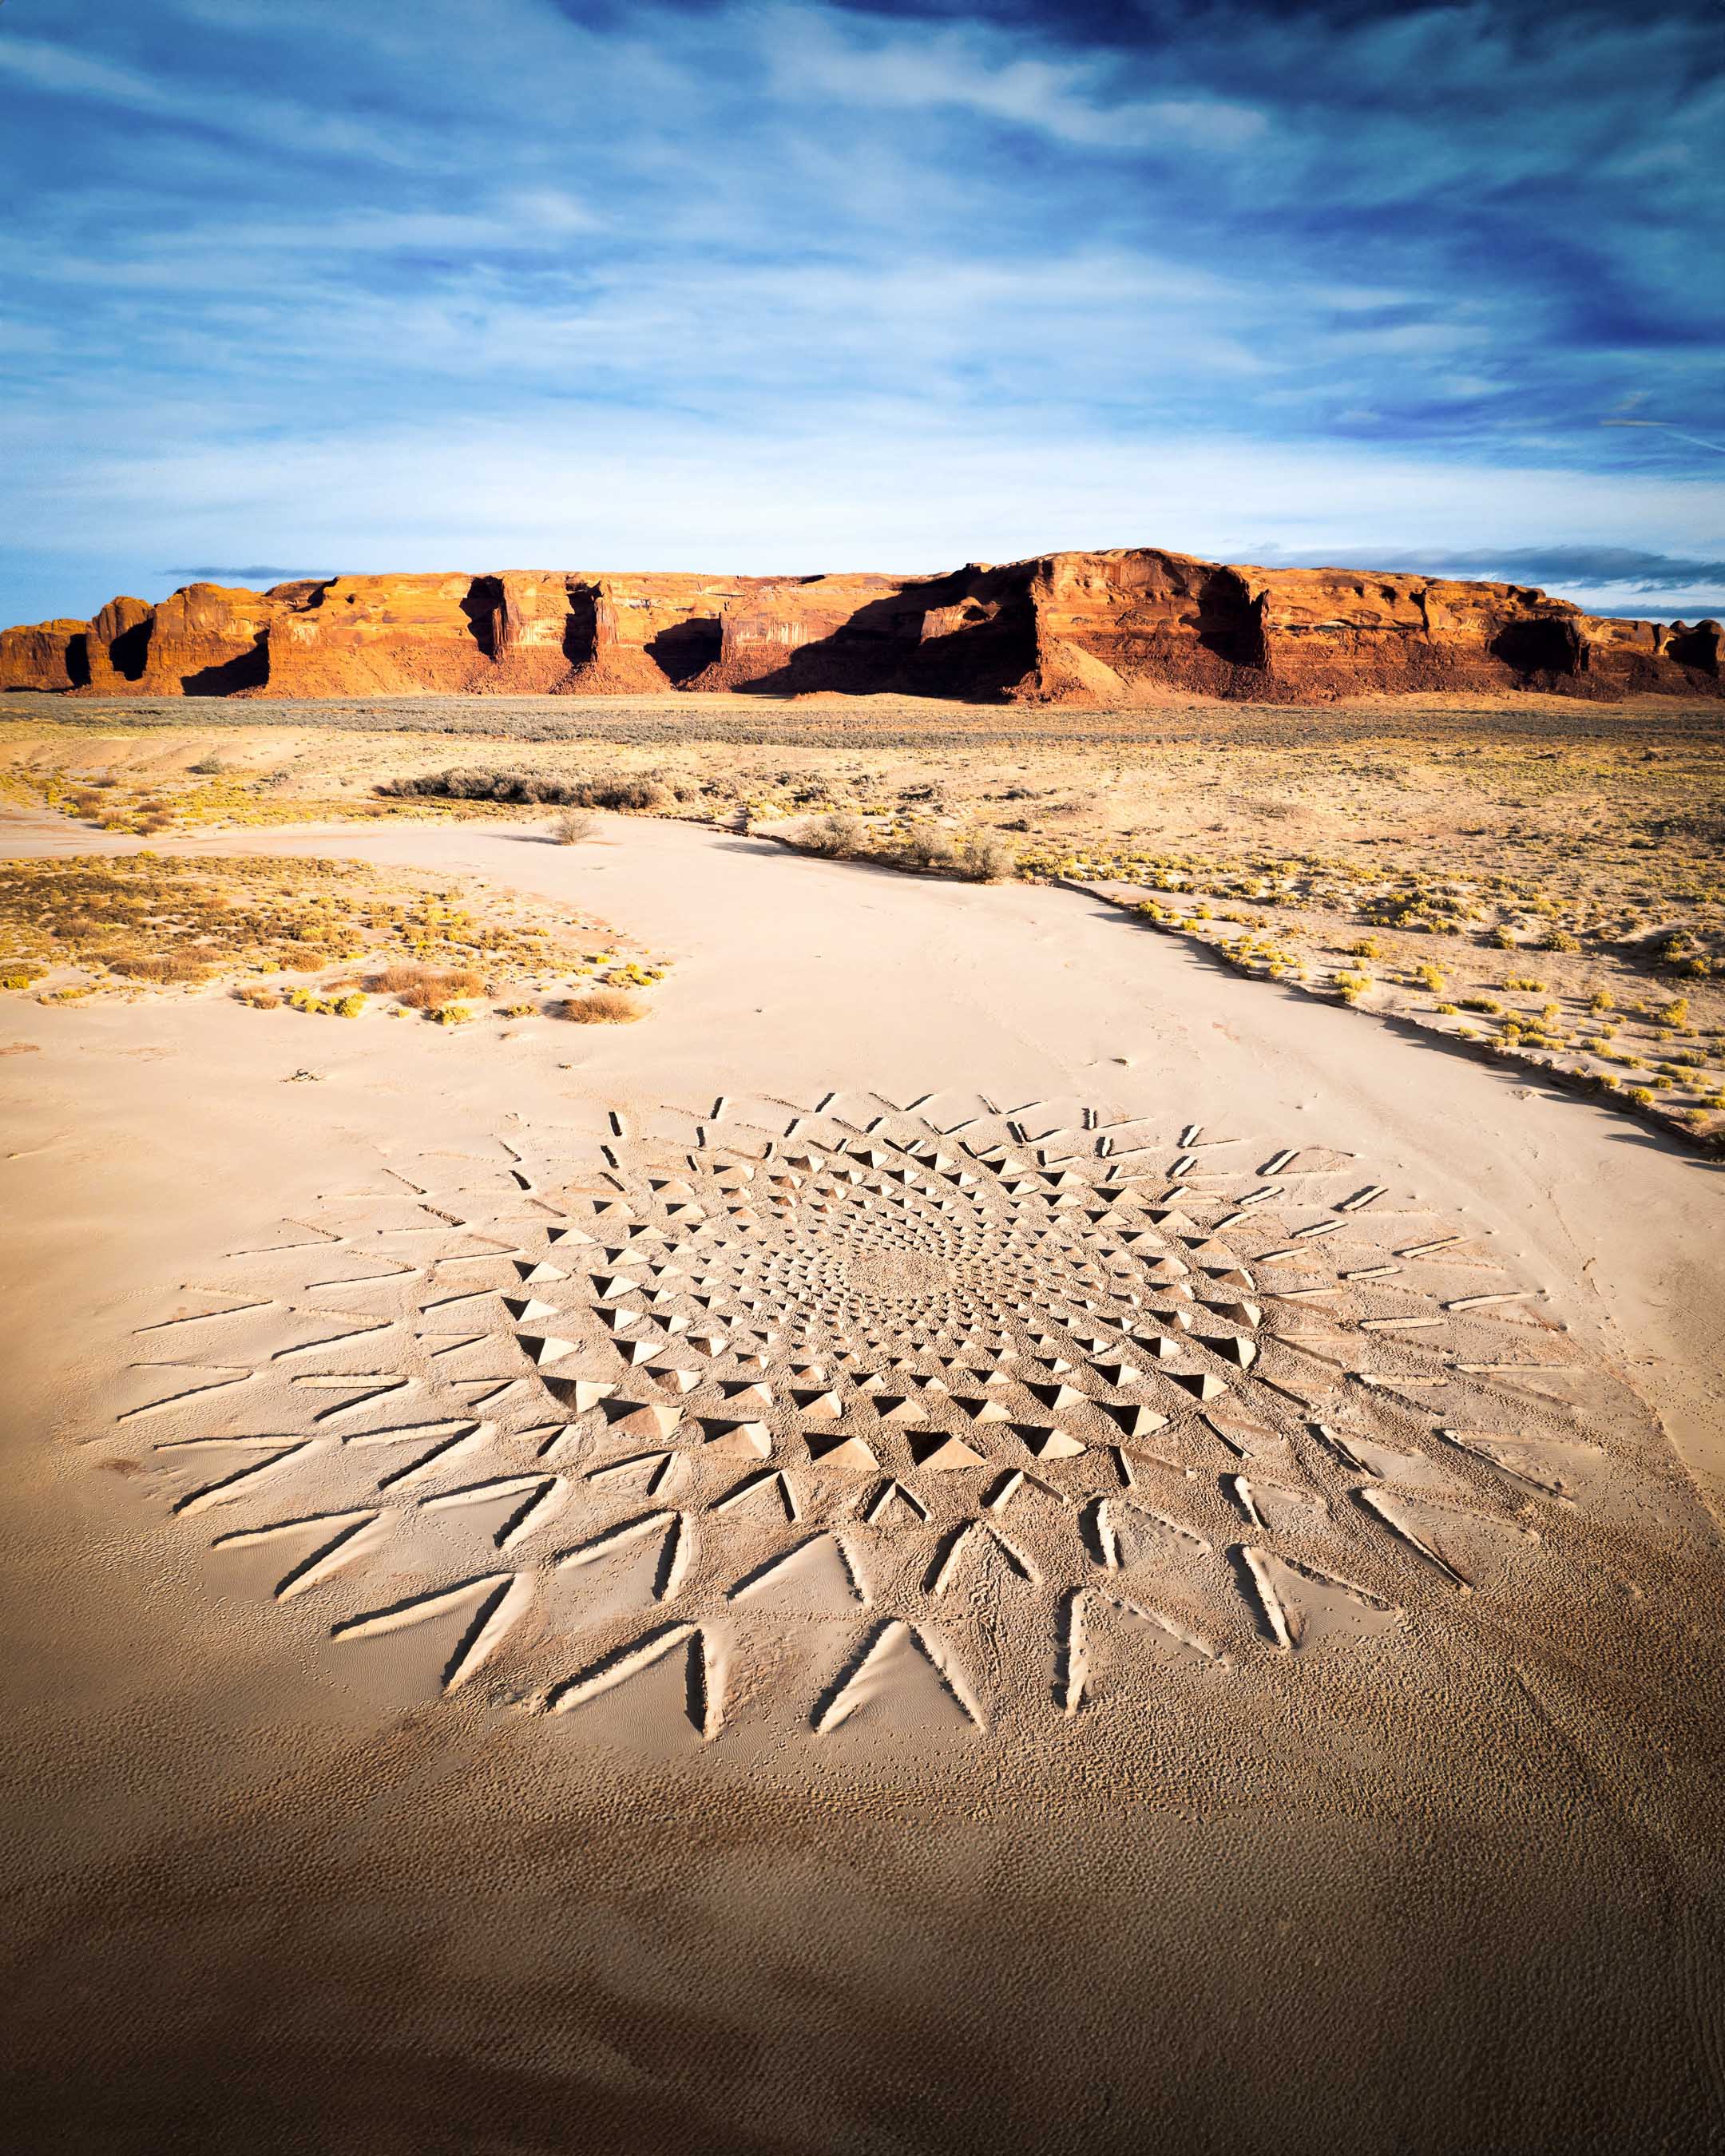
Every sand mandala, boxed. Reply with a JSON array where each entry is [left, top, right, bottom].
[[111, 1088, 1704, 1747]]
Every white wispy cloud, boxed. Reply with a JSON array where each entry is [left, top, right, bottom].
[[757, 6, 1267, 151], [0, 0, 1719, 631], [0, 24, 442, 168]]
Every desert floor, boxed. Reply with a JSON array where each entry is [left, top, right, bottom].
[[2, 804, 1723, 2154], [8, 689, 1725, 1152]]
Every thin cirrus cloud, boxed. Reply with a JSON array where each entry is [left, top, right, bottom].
[[1, 0, 1720, 629], [165, 568, 335, 582], [1385, 548, 1725, 594], [757, 8, 1269, 149]]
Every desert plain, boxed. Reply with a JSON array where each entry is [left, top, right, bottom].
[[2, 676, 1723, 2153]]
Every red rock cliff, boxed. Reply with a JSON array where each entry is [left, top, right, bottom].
[[3, 549, 1718, 703]]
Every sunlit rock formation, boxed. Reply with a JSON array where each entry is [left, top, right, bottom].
[[4, 549, 1717, 702]]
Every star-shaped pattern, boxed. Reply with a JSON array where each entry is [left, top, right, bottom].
[[113, 1088, 1668, 1743]]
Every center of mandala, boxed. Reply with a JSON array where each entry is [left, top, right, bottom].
[[838, 1249, 954, 1298]]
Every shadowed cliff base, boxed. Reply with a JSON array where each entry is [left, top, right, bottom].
[[4, 548, 1719, 704]]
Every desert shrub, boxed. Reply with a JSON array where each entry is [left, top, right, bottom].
[[1346, 937, 1382, 959], [1488, 926, 1517, 949], [1333, 969, 1372, 1004], [188, 754, 225, 775], [0, 965, 46, 991], [1413, 963, 1447, 992], [371, 962, 486, 1009], [377, 768, 557, 804], [897, 826, 958, 873], [550, 809, 597, 844], [587, 776, 671, 812], [951, 830, 1015, 883], [1504, 975, 1547, 993], [496, 1002, 537, 1018], [233, 985, 283, 1009], [1539, 928, 1580, 953], [1588, 988, 1615, 1013], [554, 988, 644, 1024], [378, 769, 671, 812], [288, 988, 367, 1017], [426, 1001, 475, 1025], [1461, 995, 1502, 1014], [799, 811, 868, 858]]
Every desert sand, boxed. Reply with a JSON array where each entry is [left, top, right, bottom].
[[2, 805, 1722, 2153]]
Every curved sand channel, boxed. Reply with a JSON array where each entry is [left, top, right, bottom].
[[2, 809, 1722, 2153]]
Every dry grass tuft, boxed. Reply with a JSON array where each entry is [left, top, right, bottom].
[[109, 949, 220, 985], [370, 962, 486, 1009], [553, 988, 644, 1024]]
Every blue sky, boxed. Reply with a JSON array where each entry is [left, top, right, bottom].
[[2, 0, 1722, 628]]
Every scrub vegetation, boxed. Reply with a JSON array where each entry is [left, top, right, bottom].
[[0, 849, 668, 1028], [2, 692, 1719, 1131]]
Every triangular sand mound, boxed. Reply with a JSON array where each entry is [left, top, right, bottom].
[[730, 1533, 866, 1613], [1242, 1548, 1400, 1651], [814, 1622, 981, 1734]]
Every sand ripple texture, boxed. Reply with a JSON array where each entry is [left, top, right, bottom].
[[112, 1086, 1719, 1773]]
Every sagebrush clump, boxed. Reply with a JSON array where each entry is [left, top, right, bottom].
[[379, 769, 674, 812]]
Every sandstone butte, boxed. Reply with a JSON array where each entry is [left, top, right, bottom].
[[2, 550, 1719, 704]]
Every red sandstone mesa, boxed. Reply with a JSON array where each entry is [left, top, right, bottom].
[[2, 549, 1718, 703]]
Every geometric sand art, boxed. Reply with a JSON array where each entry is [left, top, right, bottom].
[[114, 1088, 1709, 1747]]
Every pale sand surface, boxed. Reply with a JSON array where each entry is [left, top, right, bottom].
[[2, 808, 1722, 2152]]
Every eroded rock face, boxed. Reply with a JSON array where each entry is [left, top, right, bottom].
[[3, 550, 1718, 702], [85, 596, 156, 693], [0, 619, 89, 692]]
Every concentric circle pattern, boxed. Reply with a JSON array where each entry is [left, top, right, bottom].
[[117, 1088, 1695, 1746]]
